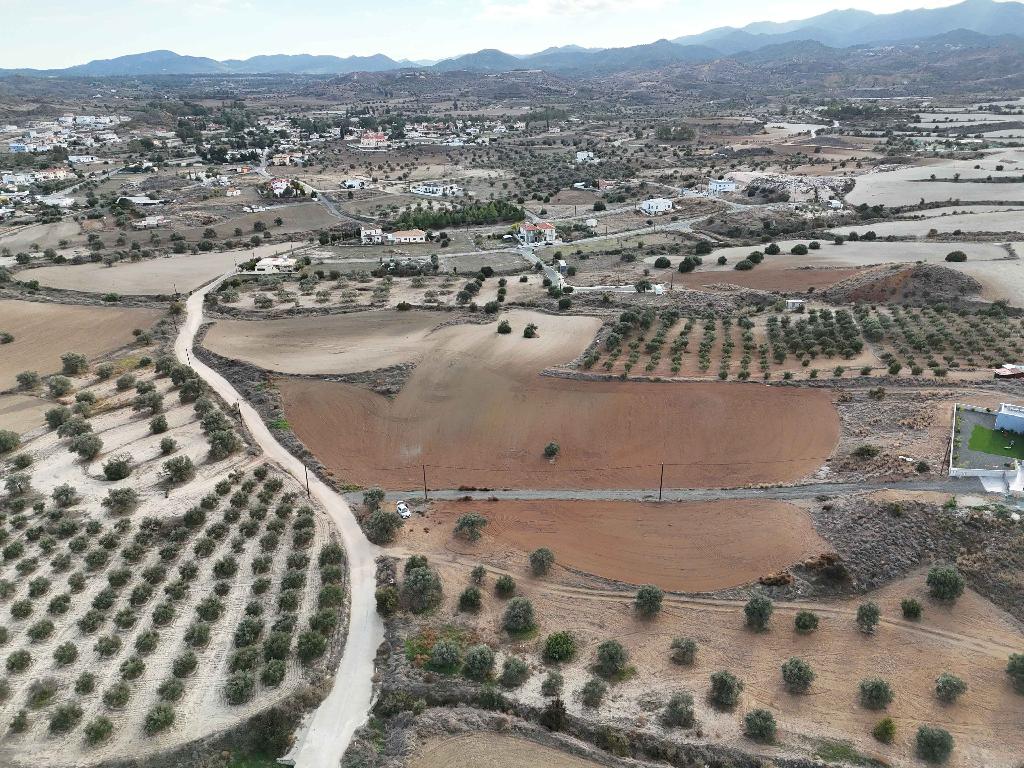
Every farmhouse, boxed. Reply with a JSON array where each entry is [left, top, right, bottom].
[[639, 197, 673, 215], [994, 403, 1024, 434], [410, 181, 462, 197], [360, 227, 386, 244], [708, 179, 737, 196], [785, 298, 806, 311], [358, 132, 389, 150], [131, 215, 169, 230], [269, 178, 290, 196], [575, 150, 596, 163], [390, 229, 427, 244], [254, 256, 297, 274], [118, 195, 164, 207], [518, 221, 557, 245]]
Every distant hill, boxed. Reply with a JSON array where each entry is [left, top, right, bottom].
[[673, 0, 1024, 53], [1, 0, 1022, 78]]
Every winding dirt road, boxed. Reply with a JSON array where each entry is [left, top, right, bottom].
[[174, 278, 383, 768]]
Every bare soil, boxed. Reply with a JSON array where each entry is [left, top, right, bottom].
[[411, 733, 605, 768]]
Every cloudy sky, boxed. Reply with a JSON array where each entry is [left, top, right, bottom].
[[2, 0, 972, 68]]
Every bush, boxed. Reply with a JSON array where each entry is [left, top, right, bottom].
[[916, 726, 954, 762], [595, 639, 628, 677], [853, 444, 880, 459], [150, 414, 168, 434], [102, 453, 133, 481], [944, 250, 967, 262], [224, 672, 255, 705], [458, 586, 482, 612], [160, 437, 177, 455], [541, 670, 564, 697], [901, 598, 922, 620], [781, 657, 815, 693], [429, 640, 461, 672], [734, 259, 754, 271], [54, 641, 78, 665], [0, 430, 19, 454], [794, 610, 819, 634], [85, 715, 114, 744], [463, 644, 495, 680], [662, 691, 695, 727], [1008, 653, 1024, 693], [927, 565, 965, 602], [635, 584, 663, 617], [162, 455, 195, 485], [543, 441, 559, 458], [103, 682, 131, 709], [544, 631, 577, 663], [857, 601, 881, 634], [17, 371, 40, 390], [935, 672, 967, 703], [70, 432, 103, 460], [670, 637, 697, 665], [500, 656, 530, 688], [49, 701, 83, 733], [744, 708, 776, 742], [503, 597, 536, 635], [495, 574, 516, 597], [496, 320, 511, 334], [103, 487, 140, 514], [49, 375, 76, 397], [708, 670, 743, 710], [375, 586, 398, 616], [580, 677, 607, 708], [157, 678, 184, 702], [172, 650, 198, 678], [859, 677, 894, 709], [873, 716, 896, 743], [261, 659, 287, 687], [296, 630, 327, 664], [402, 565, 443, 613], [744, 594, 773, 631], [654, 256, 671, 268], [454, 512, 487, 541], [529, 547, 555, 576]]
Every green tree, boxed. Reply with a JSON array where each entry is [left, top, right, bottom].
[[708, 670, 743, 710], [635, 584, 663, 617], [859, 678, 894, 710], [454, 512, 488, 541], [916, 726, 953, 763], [857, 601, 881, 634], [662, 691, 695, 727], [744, 594, 773, 631], [744, 709, 776, 742], [935, 673, 967, 703], [781, 657, 815, 693], [595, 639, 628, 678], [544, 631, 577, 663], [529, 547, 555, 576], [670, 637, 697, 665], [794, 610, 819, 634], [503, 597, 536, 635], [462, 644, 494, 680], [927, 566, 965, 602]]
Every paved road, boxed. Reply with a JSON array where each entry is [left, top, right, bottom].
[[364, 477, 984, 505], [175, 277, 383, 768]]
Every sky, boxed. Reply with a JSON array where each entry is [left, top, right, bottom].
[[1, 0, 975, 69]]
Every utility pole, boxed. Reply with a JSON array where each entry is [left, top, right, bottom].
[[658, 463, 665, 501], [304, 465, 310, 497], [421, 465, 429, 501]]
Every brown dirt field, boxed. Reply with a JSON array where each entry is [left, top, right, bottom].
[[411, 734, 604, 768], [275, 309, 839, 489], [0, 300, 162, 389], [418, 499, 830, 592], [0, 393, 49, 433]]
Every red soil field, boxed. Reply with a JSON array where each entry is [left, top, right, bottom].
[[425, 499, 830, 591], [657, 266, 860, 293], [279, 376, 839, 490]]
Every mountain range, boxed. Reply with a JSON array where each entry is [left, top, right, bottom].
[[2, 0, 1022, 78]]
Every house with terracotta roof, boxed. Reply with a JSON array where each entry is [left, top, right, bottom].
[[517, 221, 556, 246]]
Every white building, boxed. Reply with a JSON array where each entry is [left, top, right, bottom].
[[639, 198, 673, 216], [995, 403, 1024, 435], [410, 181, 462, 197], [68, 155, 99, 164], [358, 132, 389, 150], [360, 227, 386, 245], [343, 178, 368, 189], [518, 221, 557, 246], [132, 216, 169, 230], [225, 188, 242, 197], [254, 256, 297, 274], [575, 150, 596, 163], [785, 298, 806, 312], [269, 178, 290, 197], [118, 195, 164, 207], [708, 179, 737, 196], [390, 229, 426, 244]]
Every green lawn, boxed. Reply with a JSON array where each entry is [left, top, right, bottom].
[[968, 425, 1024, 460]]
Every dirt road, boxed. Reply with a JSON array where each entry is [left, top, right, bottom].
[[175, 278, 383, 768]]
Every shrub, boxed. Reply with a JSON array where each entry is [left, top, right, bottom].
[[172, 650, 198, 678], [708, 670, 743, 710], [495, 574, 516, 597], [94, 634, 122, 657], [261, 659, 287, 687], [463, 644, 495, 681], [654, 256, 671, 268], [853, 444, 880, 459], [781, 657, 815, 693], [102, 453, 133, 481], [502, 597, 536, 635], [75, 672, 96, 694], [859, 678, 894, 709], [927, 565, 965, 602], [916, 726, 954, 762], [48, 376, 73, 397], [794, 610, 819, 634], [500, 656, 530, 688], [85, 715, 114, 744], [454, 512, 487, 541], [429, 640, 461, 672], [162, 455, 195, 484], [54, 641, 78, 665], [296, 630, 328, 664], [902, 598, 922, 620], [734, 259, 754, 271], [224, 672, 255, 705], [670, 637, 697, 665], [580, 677, 607, 708], [401, 565, 443, 613], [873, 716, 896, 743], [375, 586, 398, 616], [635, 584, 663, 617], [543, 441, 559, 458], [497, 320, 511, 334], [529, 547, 555, 576], [1007, 653, 1024, 693], [69, 432, 103, 460], [103, 682, 131, 709], [49, 701, 83, 733], [744, 594, 773, 631], [857, 601, 881, 634], [935, 673, 967, 703], [944, 250, 967, 262], [157, 678, 184, 702], [744, 708, 776, 742], [595, 639, 628, 677], [662, 691, 695, 727], [0, 430, 19, 454], [458, 586, 482, 612], [103, 487, 140, 514], [17, 371, 41, 390], [61, 352, 88, 375], [544, 631, 577, 663], [364, 509, 402, 544]]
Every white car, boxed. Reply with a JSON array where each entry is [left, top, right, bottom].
[[396, 501, 411, 519]]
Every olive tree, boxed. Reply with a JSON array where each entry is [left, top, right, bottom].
[[927, 565, 965, 602], [635, 584, 664, 617], [529, 547, 555, 576], [781, 657, 815, 694], [744, 594, 773, 631]]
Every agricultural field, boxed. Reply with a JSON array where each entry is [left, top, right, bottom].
[[0, 350, 347, 766], [410, 734, 605, 768]]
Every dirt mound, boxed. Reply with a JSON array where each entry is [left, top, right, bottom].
[[423, 499, 830, 592], [823, 263, 983, 304]]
